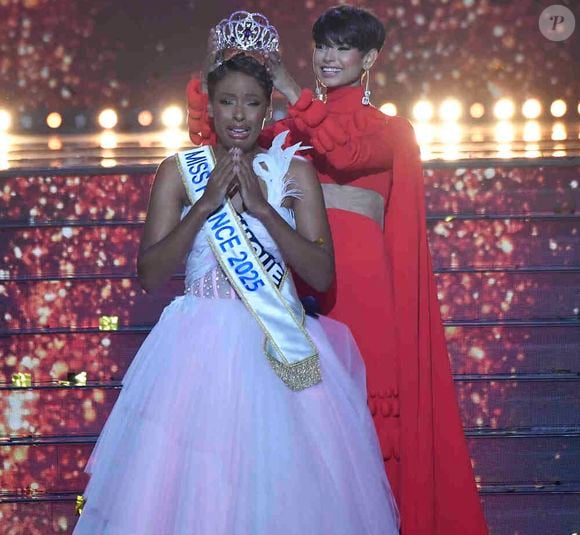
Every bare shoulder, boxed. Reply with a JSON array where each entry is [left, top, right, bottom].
[[152, 154, 188, 205], [156, 154, 180, 180], [288, 155, 318, 190]]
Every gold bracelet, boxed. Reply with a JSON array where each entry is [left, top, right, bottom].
[[313, 237, 325, 246]]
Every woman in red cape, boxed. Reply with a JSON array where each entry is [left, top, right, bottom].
[[187, 5, 488, 534]]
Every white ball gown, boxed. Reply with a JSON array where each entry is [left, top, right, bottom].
[[73, 133, 400, 535]]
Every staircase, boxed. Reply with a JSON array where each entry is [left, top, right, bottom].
[[1, 159, 579, 534]]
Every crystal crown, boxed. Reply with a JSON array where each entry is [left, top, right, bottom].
[[215, 11, 279, 53]]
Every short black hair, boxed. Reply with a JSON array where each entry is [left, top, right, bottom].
[[312, 5, 386, 53], [207, 53, 273, 100]]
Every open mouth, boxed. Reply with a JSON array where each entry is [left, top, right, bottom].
[[320, 67, 342, 76], [227, 126, 251, 140]]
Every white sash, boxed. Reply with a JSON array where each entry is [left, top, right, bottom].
[[176, 146, 321, 391]]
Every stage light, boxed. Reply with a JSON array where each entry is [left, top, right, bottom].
[[522, 99, 542, 119], [439, 99, 462, 121], [551, 122, 567, 141], [161, 129, 185, 151], [98, 108, 118, 129], [469, 103, 485, 119], [523, 121, 541, 142], [48, 136, 63, 151], [550, 99, 567, 118], [138, 110, 154, 127], [100, 158, 118, 168], [0, 110, 12, 131], [46, 112, 62, 129], [161, 105, 184, 129], [439, 123, 462, 144], [379, 102, 397, 116], [412, 100, 434, 122], [493, 99, 515, 120], [497, 143, 513, 159], [524, 144, 541, 158], [442, 145, 461, 161], [494, 121, 515, 142], [470, 128, 485, 142], [100, 131, 118, 149], [419, 146, 433, 161], [414, 123, 434, 144]]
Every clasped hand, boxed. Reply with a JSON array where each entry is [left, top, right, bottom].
[[199, 148, 270, 218]]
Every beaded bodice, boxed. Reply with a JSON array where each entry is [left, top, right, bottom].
[[182, 131, 305, 298]]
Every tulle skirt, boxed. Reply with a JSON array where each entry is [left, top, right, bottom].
[[73, 294, 400, 535]]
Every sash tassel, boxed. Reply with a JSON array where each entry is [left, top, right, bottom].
[[266, 353, 321, 392]]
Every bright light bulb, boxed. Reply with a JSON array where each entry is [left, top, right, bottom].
[[551, 122, 567, 141], [439, 123, 462, 144], [99, 131, 118, 149], [493, 99, 515, 120], [470, 103, 485, 119], [138, 110, 154, 127], [46, 112, 62, 129], [550, 99, 567, 118], [98, 108, 118, 129], [162, 129, 184, 151], [414, 123, 434, 144], [0, 110, 12, 131], [412, 100, 434, 122], [522, 99, 542, 119], [48, 136, 63, 150], [161, 105, 184, 129], [523, 121, 541, 142], [439, 99, 462, 121], [494, 121, 515, 142]]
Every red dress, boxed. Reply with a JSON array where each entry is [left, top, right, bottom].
[[187, 79, 488, 535]]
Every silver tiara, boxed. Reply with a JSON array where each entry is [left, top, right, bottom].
[[215, 11, 279, 53]]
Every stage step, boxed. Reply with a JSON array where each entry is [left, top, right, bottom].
[[0, 495, 78, 535], [480, 490, 580, 535], [6, 489, 577, 535], [0, 384, 120, 438], [2, 215, 578, 276], [1, 375, 579, 442], [1, 163, 578, 223], [425, 163, 580, 216], [2, 270, 578, 330], [2, 428, 579, 493], [2, 321, 578, 383], [1, 475, 579, 535]]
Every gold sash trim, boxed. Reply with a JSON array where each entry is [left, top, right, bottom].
[[176, 146, 321, 391]]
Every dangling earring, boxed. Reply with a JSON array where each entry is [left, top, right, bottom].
[[361, 69, 371, 106], [315, 78, 326, 102]]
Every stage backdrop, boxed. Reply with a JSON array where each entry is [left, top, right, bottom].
[[0, 0, 578, 119]]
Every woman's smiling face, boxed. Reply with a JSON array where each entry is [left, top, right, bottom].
[[210, 71, 269, 152], [312, 42, 368, 89]]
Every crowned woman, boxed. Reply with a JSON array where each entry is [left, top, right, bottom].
[[72, 13, 400, 535], [186, 6, 488, 535]]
